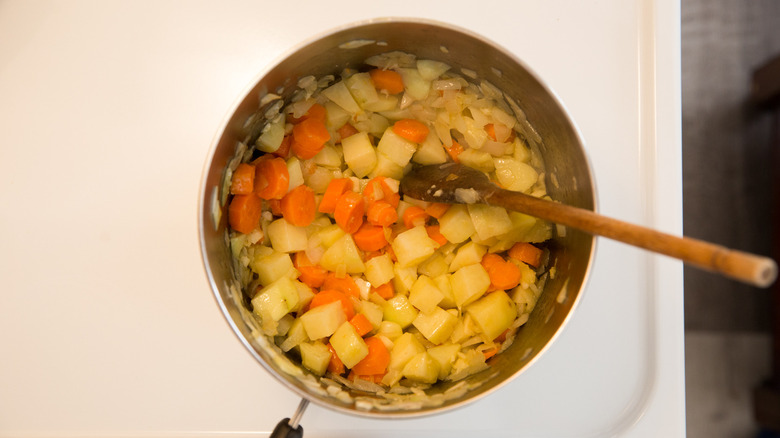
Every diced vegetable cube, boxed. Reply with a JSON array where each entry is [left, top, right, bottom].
[[346, 72, 379, 109], [458, 148, 494, 172], [412, 131, 448, 165], [313, 144, 343, 168], [448, 241, 487, 272], [417, 251, 448, 278], [388, 332, 426, 370], [358, 299, 384, 330], [392, 263, 418, 295], [402, 352, 440, 384], [300, 341, 331, 376], [451, 263, 491, 307], [300, 300, 346, 340], [319, 233, 365, 274], [341, 132, 377, 178], [377, 320, 404, 341], [267, 218, 308, 253], [494, 157, 538, 193], [465, 290, 518, 340], [416, 60, 451, 81], [438, 205, 475, 244], [329, 321, 369, 368], [412, 306, 458, 345], [398, 68, 431, 100], [251, 276, 299, 323], [382, 294, 419, 329], [467, 204, 513, 241], [377, 127, 417, 167], [280, 317, 308, 352], [391, 226, 438, 268], [364, 254, 395, 287], [408, 275, 444, 313], [322, 81, 361, 114], [324, 101, 351, 130], [256, 115, 285, 152], [433, 274, 457, 309], [286, 157, 305, 192], [369, 152, 405, 180], [250, 249, 296, 286]]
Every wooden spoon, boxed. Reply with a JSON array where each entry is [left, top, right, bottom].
[[400, 163, 778, 288]]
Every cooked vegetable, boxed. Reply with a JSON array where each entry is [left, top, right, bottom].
[[227, 51, 552, 390]]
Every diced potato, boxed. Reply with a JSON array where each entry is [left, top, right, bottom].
[[313, 144, 343, 168], [324, 100, 351, 131], [438, 205, 475, 244], [412, 306, 458, 345], [364, 254, 395, 287], [451, 263, 491, 307], [458, 148, 494, 172], [416, 60, 451, 81], [494, 157, 538, 192], [369, 152, 405, 180], [276, 314, 294, 336], [300, 301, 346, 340], [465, 290, 518, 340], [398, 68, 431, 100], [303, 165, 334, 194], [322, 80, 361, 114], [256, 115, 285, 152], [427, 343, 461, 379], [313, 223, 346, 248], [251, 276, 299, 323], [329, 321, 369, 368], [377, 127, 417, 166], [267, 218, 308, 253], [511, 285, 539, 314], [382, 294, 419, 329], [392, 226, 438, 268], [448, 241, 487, 272], [402, 352, 440, 384], [408, 275, 444, 313], [358, 299, 384, 330], [290, 280, 315, 313], [286, 157, 304, 192], [417, 251, 448, 278], [467, 204, 513, 241], [392, 263, 418, 295], [250, 250, 296, 286], [346, 72, 379, 109], [461, 116, 488, 150], [300, 341, 331, 376], [341, 132, 377, 178], [319, 233, 365, 274], [280, 317, 308, 352], [433, 274, 457, 309], [388, 332, 426, 370], [377, 320, 404, 341], [412, 130, 448, 165]]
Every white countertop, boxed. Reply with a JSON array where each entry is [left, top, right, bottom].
[[0, 1, 684, 436]]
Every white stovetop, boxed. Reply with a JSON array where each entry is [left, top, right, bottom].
[[0, 1, 684, 437]]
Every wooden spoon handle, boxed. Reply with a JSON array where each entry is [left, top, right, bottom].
[[489, 189, 777, 288]]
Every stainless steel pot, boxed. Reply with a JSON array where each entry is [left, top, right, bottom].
[[199, 18, 595, 419]]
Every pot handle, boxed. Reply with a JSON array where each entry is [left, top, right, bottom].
[[270, 398, 309, 438]]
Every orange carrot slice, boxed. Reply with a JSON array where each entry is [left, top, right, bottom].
[[392, 119, 429, 143], [229, 163, 255, 195], [334, 191, 364, 234], [368, 69, 404, 94], [280, 185, 316, 227], [228, 194, 262, 234]]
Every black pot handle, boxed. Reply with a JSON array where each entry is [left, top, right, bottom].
[[269, 398, 309, 438]]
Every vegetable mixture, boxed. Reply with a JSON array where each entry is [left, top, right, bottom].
[[227, 51, 552, 390]]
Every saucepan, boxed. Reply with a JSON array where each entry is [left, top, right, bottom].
[[198, 18, 594, 435]]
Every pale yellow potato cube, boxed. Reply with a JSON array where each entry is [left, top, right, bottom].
[[448, 241, 487, 272], [398, 68, 431, 100], [364, 254, 395, 287], [280, 317, 308, 352], [377, 127, 418, 166], [369, 152, 405, 180], [346, 72, 379, 109], [451, 263, 490, 307], [391, 226, 438, 268], [382, 294, 419, 329], [458, 148, 494, 172], [417, 251, 448, 278], [412, 130, 448, 165], [388, 332, 426, 370], [267, 218, 308, 253], [438, 204, 475, 244], [377, 320, 404, 341], [358, 299, 384, 330], [300, 301, 346, 340], [251, 276, 299, 322], [402, 352, 440, 384], [412, 306, 458, 345], [300, 341, 331, 376], [408, 275, 444, 313], [494, 157, 538, 193], [416, 59, 451, 81], [465, 290, 518, 340], [341, 131, 377, 178], [324, 100, 351, 131], [250, 250, 296, 286], [467, 204, 513, 241], [329, 321, 369, 368], [392, 263, 418, 295], [319, 233, 365, 274], [322, 80, 361, 114]]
